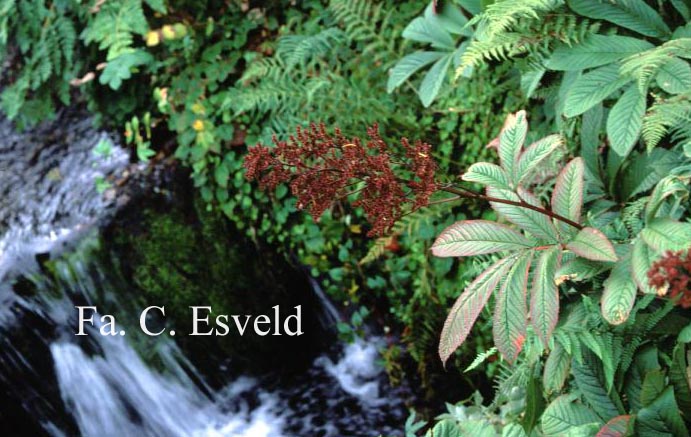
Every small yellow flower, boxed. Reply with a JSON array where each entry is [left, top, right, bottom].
[[162, 25, 176, 40], [192, 119, 205, 132], [145, 31, 160, 47]]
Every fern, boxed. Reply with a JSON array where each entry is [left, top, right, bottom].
[[82, 0, 148, 60], [471, 0, 565, 39], [278, 28, 345, 68], [642, 91, 691, 149], [620, 38, 691, 92], [329, 0, 395, 58]]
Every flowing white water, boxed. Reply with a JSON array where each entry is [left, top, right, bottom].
[[51, 331, 394, 436]]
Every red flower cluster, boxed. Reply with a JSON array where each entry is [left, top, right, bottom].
[[648, 250, 691, 308], [243, 123, 439, 236]]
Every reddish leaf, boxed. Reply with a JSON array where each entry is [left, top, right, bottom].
[[597, 415, 633, 437], [439, 256, 515, 365], [566, 227, 618, 262]]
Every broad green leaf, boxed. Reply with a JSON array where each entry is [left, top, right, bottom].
[[493, 252, 532, 363], [581, 104, 604, 185], [419, 54, 453, 107], [516, 134, 564, 185], [596, 415, 634, 437], [387, 51, 446, 93], [402, 17, 456, 49], [502, 423, 527, 437], [606, 84, 646, 157], [544, 342, 571, 394], [672, 0, 691, 21], [564, 64, 631, 118], [656, 57, 691, 95], [567, 0, 671, 38], [424, 1, 471, 36], [641, 218, 691, 251], [602, 257, 637, 325], [670, 344, 691, 415], [530, 246, 561, 346], [520, 68, 545, 98], [547, 34, 654, 71], [680, 323, 691, 343], [439, 257, 515, 364], [431, 220, 533, 257], [542, 395, 602, 436], [462, 162, 511, 189], [637, 387, 689, 437], [572, 352, 621, 421], [631, 238, 657, 294], [567, 227, 618, 262], [488, 187, 559, 242], [425, 420, 463, 437], [552, 158, 585, 238], [556, 257, 608, 284], [523, 375, 545, 434], [498, 110, 528, 184]]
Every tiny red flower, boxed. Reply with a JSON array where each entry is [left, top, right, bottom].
[[647, 250, 691, 308]]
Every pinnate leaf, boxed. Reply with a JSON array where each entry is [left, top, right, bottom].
[[516, 134, 564, 185], [462, 162, 511, 189], [631, 238, 657, 294], [498, 110, 528, 184], [544, 342, 571, 395], [596, 415, 633, 437], [602, 257, 637, 325], [439, 257, 515, 365], [488, 187, 559, 242], [419, 54, 453, 107], [566, 227, 618, 262], [606, 84, 646, 158], [431, 220, 533, 257], [387, 51, 446, 93], [641, 218, 691, 252], [564, 64, 631, 117], [656, 57, 691, 95], [567, 0, 671, 38], [530, 246, 561, 346], [547, 34, 653, 71], [552, 158, 585, 237], [493, 252, 532, 363], [541, 394, 602, 436]]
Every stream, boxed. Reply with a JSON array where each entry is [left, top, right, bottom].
[[0, 112, 409, 436]]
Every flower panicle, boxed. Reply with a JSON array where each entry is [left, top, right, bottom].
[[647, 249, 691, 308], [243, 123, 439, 236]]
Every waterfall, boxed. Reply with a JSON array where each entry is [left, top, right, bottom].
[[0, 112, 408, 436]]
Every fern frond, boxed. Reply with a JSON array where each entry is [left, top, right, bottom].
[[359, 236, 394, 265], [278, 28, 345, 68], [82, 0, 148, 59], [620, 38, 691, 92], [456, 33, 527, 75], [472, 0, 564, 39], [642, 91, 691, 149]]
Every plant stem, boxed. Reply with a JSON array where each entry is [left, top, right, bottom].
[[439, 185, 584, 231]]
